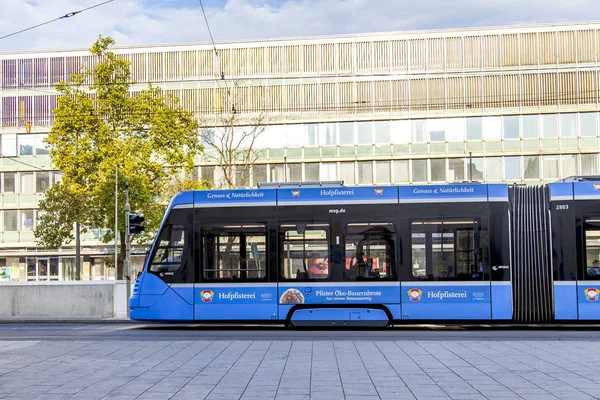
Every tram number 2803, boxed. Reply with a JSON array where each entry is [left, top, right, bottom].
[[555, 204, 570, 210]]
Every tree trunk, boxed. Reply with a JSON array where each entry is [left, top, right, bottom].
[[118, 231, 126, 280]]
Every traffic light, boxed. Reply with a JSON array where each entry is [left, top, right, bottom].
[[129, 214, 145, 235]]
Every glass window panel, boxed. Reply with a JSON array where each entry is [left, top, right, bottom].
[[286, 163, 302, 182], [560, 114, 577, 137], [411, 220, 483, 280], [448, 158, 465, 182], [412, 159, 427, 182], [483, 117, 502, 140], [524, 156, 540, 179], [375, 161, 391, 184], [357, 122, 372, 144], [340, 162, 355, 185], [466, 117, 482, 140], [280, 224, 329, 281], [522, 115, 539, 138], [320, 162, 337, 181], [253, 165, 267, 185], [285, 125, 304, 146], [584, 221, 600, 280], [305, 125, 318, 146], [394, 160, 409, 183], [20, 172, 33, 194], [390, 120, 411, 144], [357, 161, 373, 184], [34, 133, 49, 155], [485, 158, 502, 181], [3, 210, 17, 231], [468, 158, 484, 181], [543, 155, 560, 179], [412, 120, 426, 142], [562, 155, 578, 178], [504, 156, 522, 181], [304, 163, 319, 181], [339, 122, 354, 145], [579, 113, 597, 137], [374, 121, 391, 144], [18, 135, 34, 156], [20, 210, 33, 231], [446, 118, 466, 142], [270, 164, 285, 183], [3, 173, 16, 193], [201, 224, 267, 281], [1, 134, 17, 157], [319, 123, 337, 146], [430, 159, 446, 182], [503, 116, 520, 139], [35, 171, 50, 193], [428, 119, 446, 142], [345, 223, 396, 281], [542, 114, 558, 138], [582, 154, 599, 175]]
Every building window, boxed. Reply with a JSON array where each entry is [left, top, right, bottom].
[[320, 163, 337, 181], [3, 173, 16, 193], [34, 134, 49, 155], [357, 161, 373, 184], [524, 156, 540, 179], [18, 135, 34, 156], [562, 155, 578, 177], [393, 160, 409, 183], [3, 210, 17, 231], [304, 163, 319, 181], [485, 158, 502, 181], [20, 210, 33, 231], [253, 165, 267, 186], [374, 121, 391, 144], [579, 113, 597, 137], [20, 172, 34, 194], [582, 154, 599, 175], [1, 134, 17, 157], [340, 162, 355, 185], [412, 120, 426, 142], [339, 122, 354, 145], [543, 155, 560, 179], [286, 163, 302, 182], [542, 114, 558, 138], [522, 115, 539, 138], [504, 156, 522, 181], [430, 159, 446, 182], [357, 122, 372, 144], [483, 117, 502, 140], [448, 158, 465, 182], [375, 161, 391, 184], [503, 116, 520, 139], [36, 172, 50, 193], [560, 114, 577, 137], [270, 164, 285, 183], [412, 160, 427, 182], [466, 117, 482, 140]]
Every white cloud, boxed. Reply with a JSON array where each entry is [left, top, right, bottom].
[[1, 0, 599, 53]]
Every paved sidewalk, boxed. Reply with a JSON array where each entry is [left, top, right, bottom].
[[0, 339, 599, 400]]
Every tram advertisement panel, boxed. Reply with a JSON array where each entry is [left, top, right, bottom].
[[400, 283, 491, 320], [194, 285, 278, 320]]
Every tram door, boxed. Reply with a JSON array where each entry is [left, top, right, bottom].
[[401, 219, 493, 320], [578, 216, 600, 319]]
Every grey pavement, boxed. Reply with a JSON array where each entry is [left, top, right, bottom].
[[1, 333, 600, 400]]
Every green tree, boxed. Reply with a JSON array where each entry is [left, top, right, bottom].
[[34, 35, 206, 279]]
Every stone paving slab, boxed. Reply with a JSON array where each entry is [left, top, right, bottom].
[[0, 339, 599, 399]]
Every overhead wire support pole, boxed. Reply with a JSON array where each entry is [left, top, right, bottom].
[[124, 182, 130, 318], [114, 165, 118, 280]]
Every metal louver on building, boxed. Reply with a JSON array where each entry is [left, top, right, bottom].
[[509, 185, 554, 323]]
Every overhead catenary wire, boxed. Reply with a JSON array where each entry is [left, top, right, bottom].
[[0, 0, 116, 41]]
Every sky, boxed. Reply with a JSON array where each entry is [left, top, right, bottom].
[[1, 0, 600, 52]]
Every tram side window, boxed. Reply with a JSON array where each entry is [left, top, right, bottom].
[[345, 222, 396, 280], [281, 224, 330, 280], [202, 224, 267, 281], [149, 224, 187, 275], [584, 219, 600, 279], [411, 220, 483, 280]]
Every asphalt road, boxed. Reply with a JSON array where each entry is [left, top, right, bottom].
[[1, 322, 600, 341]]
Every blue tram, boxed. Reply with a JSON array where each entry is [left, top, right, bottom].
[[128, 177, 600, 326]]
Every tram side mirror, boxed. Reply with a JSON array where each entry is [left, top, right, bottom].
[[296, 223, 306, 234]]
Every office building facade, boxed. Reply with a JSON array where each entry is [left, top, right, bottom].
[[1, 21, 600, 281]]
